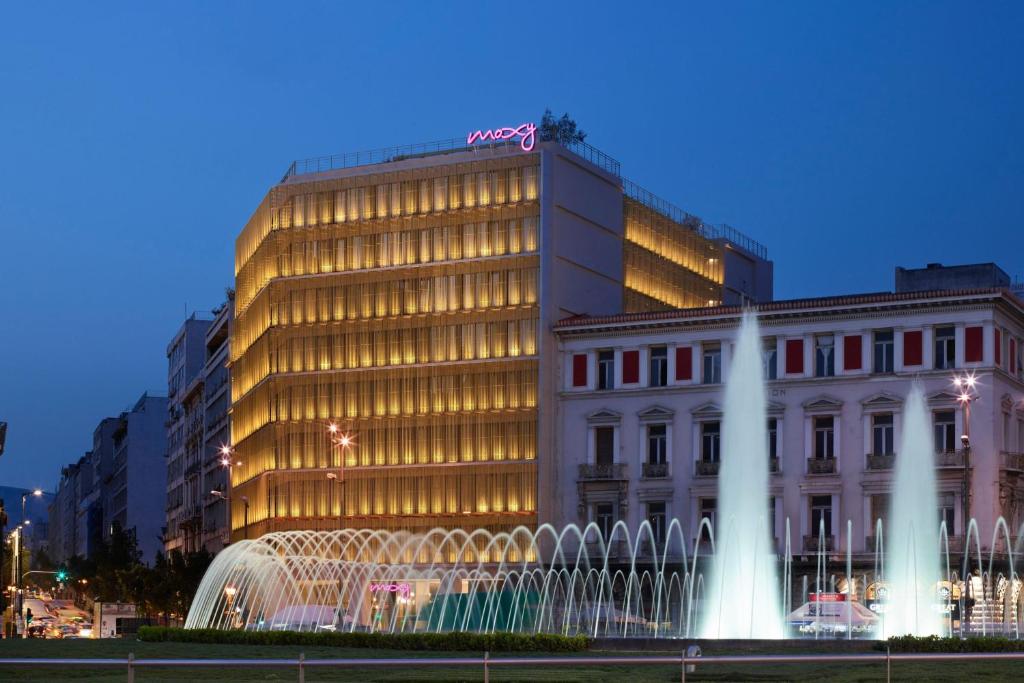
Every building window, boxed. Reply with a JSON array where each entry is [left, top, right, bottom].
[[815, 335, 835, 377], [938, 493, 955, 536], [595, 503, 615, 540], [701, 422, 721, 463], [699, 498, 716, 543], [647, 424, 667, 465], [595, 427, 614, 465], [934, 326, 955, 370], [597, 350, 614, 390], [649, 346, 668, 387], [810, 495, 833, 537], [873, 330, 894, 374], [872, 414, 894, 456], [702, 343, 722, 384], [763, 339, 777, 380], [934, 411, 956, 453], [767, 418, 778, 461], [814, 416, 835, 459], [647, 501, 666, 544]]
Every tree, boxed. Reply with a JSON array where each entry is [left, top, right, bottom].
[[539, 109, 586, 146]]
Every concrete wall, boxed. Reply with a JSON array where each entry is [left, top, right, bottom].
[[536, 142, 625, 541]]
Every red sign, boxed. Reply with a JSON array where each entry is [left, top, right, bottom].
[[809, 592, 847, 602]]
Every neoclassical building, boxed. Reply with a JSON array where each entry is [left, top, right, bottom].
[[555, 288, 1024, 559]]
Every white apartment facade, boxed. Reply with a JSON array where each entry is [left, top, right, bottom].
[[554, 288, 1024, 559]]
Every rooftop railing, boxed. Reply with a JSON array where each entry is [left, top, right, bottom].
[[282, 137, 621, 181], [623, 179, 768, 259]]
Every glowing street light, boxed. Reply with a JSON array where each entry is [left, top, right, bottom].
[[951, 371, 980, 544]]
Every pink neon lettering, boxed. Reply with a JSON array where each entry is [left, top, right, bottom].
[[466, 122, 536, 152], [369, 582, 411, 597]]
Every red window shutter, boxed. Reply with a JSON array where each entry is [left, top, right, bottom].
[[675, 346, 692, 381], [843, 335, 862, 371], [903, 330, 922, 366], [571, 354, 587, 387], [995, 329, 1002, 367], [785, 339, 804, 374], [1011, 338, 1017, 374], [622, 350, 639, 384], [964, 326, 983, 362]]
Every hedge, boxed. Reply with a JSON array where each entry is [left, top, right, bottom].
[[137, 626, 589, 652], [880, 635, 1024, 653]]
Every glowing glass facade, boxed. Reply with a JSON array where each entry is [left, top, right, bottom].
[[229, 139, 768, 540]]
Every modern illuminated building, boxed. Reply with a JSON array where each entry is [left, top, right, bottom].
[[228, 132, 770, 541]]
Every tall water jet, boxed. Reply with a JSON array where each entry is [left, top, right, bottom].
[[701, 311, 783, 638], [885, 383, 943, 636]]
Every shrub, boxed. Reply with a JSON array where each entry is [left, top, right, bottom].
[[137, 626, 589, 652], [880, 635, 1024, 653]]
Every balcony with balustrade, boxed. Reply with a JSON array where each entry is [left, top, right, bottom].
[[577, 463, 628, 481], [1001, 451, 1024, 472], [866, 453, 895, 471], [695, 460, 719, 477], [803, 535, 835, 553], [936, 450, 967, 468], [807, 457, 837, 475], [642, 462, 669, 479]]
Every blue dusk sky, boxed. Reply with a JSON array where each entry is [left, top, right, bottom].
[[0, 2, 1021, 490]]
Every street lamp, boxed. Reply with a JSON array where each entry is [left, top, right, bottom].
[[952, 372, 978, 554], [218, 445, 242, 543], [327, 423, 355, 531], [17, 489, 42, 637]]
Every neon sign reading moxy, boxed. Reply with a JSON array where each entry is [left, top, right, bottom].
[[467, 122, 536, 152], [369, 582, 411, 598]]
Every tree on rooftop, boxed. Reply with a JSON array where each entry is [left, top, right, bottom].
[[539, 109, 586, 146]]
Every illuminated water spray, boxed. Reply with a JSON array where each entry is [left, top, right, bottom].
[[701, 311, 784, 638], [884, 383, 943, 636]]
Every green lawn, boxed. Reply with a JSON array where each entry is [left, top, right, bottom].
[[0, 638, 1019, 682]]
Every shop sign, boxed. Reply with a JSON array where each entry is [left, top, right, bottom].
[[809, 592, 847, 602], [467, 123, 537, 152]]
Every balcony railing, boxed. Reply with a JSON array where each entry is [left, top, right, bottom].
[[803, 535, 835, 553], [807, 458, 837, 474], [578, 463, 628, 481], [642, 462, 669, 479], [1001, 451, 1024, 472], [696, 461, 720, 476], [866, 453, 896, 470], [936, 450, 966, 468]]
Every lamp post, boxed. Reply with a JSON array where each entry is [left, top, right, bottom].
[[327, 422, 355, 531], [952, 373, 977, 548], [18, 489, 42, 637], [218, 446, 242, 544], [211, 490, 249, 540]]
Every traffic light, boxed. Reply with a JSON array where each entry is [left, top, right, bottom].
[[56, 569, 68, 582]]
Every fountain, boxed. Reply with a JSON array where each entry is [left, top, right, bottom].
[[700, 311, 784, 638], [184, 313, 1024, 640], [884, 383, 943, 637]]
